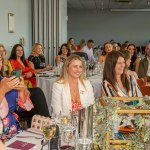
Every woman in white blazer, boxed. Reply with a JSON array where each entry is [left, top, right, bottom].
[[51, 55, 95, 116]]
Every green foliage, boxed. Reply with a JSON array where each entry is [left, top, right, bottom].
[[93, 97, 150, 150]]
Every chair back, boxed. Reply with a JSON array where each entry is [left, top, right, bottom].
[[137, 77, 147, 87], [140, 86, 150, 96]]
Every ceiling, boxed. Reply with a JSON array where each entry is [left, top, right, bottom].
[[67, 0, 150, 11]]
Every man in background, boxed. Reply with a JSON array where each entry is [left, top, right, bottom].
[[138, 42, 150, 82]]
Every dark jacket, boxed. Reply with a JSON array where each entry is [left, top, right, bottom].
[[138, 57, 150, 82]]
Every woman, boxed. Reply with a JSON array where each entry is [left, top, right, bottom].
[[127, 44, 140, 73], [98, 42, 113, 64], [0, 44, 10, 76], [51, 55, 95, 116], [0, 52, 34, 141], [8, 44, 36, 88], [101, 51, 142, 139], [120, 50, 139, 79], [67, 37, 77, 53], [55, 43, 70, 65], [28, 43, 51, 73], [102, 51, 142, 98]]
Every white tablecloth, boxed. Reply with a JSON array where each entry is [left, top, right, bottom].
[[36, 73, 102, 113], [5, 129, 48, 150]]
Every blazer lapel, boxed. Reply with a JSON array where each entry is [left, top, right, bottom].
[[62, 83, 72, 112], [78, 80, 87, 107]]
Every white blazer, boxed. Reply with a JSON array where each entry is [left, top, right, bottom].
[[51, 79, 95, 115]]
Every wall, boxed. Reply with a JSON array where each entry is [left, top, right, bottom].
[[68, 9, 150, 47], [0, 0, 32, 57], [59, 0, 68, 45]]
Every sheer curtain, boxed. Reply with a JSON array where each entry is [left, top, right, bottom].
[[31, 0, 59, 65]]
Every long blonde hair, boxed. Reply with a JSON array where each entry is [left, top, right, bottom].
[[57, 55, 85, 86], [0, 44, 6, 59], [31, 43, 43, 56], [0, 52, 4, 76]]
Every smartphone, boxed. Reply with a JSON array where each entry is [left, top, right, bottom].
[[10, 68, 22, 78]]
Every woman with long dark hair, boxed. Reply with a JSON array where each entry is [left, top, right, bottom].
[[127, 44, 140, 73], [9, 44, 36, 88], [102, 51, 142, 97]]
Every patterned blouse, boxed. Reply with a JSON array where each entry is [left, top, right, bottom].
[[101, 75, 142, 97]]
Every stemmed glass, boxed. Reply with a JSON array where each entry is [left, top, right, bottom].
[[0, 117, 4, 139], [41, 119, 56, 150], [89, 61, 95, 76]]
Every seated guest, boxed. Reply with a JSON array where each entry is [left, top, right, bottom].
[[67, 37, 77, 53], [0, 44, 10, 76], [102, 51, 142, 98], [28, 43, 52, 73], [127, 44, 140, 73], [138, 42, 150, 82], [81, 40, 95, 62], [98, 42, 113, 64], [51, 55, 95, 116], [120, 50, 138, 79], [76, 39, 86, 51], [8, 44, 36, 88], [0, 54, 34, 141], [55, 43, 70, 65], [0, 52, 50, 140]]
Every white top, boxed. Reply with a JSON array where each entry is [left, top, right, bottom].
[[82, 45, 95, 62], [51, 79, 95, 115], [147, 56, 150, 76]]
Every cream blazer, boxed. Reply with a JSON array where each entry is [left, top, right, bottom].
[[51, 79, 95, 115]]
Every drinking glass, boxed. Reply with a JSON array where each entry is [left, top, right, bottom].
[[76, 134, 93, 150], [0, 117, 4, 139], [60, 125, 76, 150], [41, 119, 56, 150]]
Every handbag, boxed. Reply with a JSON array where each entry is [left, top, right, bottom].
[[31, 115, 55, 132]]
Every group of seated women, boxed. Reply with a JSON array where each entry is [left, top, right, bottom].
[[0, 45, 60, 149]]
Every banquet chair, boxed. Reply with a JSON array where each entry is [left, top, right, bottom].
[[137, 77, 147, 87], [140, 86, 150, 96]]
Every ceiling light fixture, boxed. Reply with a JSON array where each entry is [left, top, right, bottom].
[[110, 8, 150, 11]]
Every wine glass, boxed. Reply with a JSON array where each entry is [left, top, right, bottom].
[[41, 119, 56, 150], [0, 117, 4, 139], [60, 125, 76, 150]]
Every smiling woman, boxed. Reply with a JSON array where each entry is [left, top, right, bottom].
[[51, 55, 95, 116], [101, 51, 142, 98]]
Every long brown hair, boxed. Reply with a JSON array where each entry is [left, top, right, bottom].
[[57, 55, 85, 87], [103, 51, 130, 92]]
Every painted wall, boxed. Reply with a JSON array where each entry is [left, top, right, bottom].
[[68, 9, 150, 47], [59, 0, 68, 45], [0, 0, 32, 57]]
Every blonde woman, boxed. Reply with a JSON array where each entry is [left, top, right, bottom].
[[0, 44, 12, 76], [28, 43, 51, 73], [51, 55, 95, 116]]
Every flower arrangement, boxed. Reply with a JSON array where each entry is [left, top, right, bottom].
[[93, 97, 150, 150]]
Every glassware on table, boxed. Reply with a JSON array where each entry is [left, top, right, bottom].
[[60, 125, 76, 150], [41, 119, 56, 150], [0, 117, 4, 139], [76, 134, 93, 150]]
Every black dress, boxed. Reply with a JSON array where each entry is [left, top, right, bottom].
[[28, 55, 46, 69]]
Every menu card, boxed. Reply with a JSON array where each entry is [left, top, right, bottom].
[[7, 140, 35, 150]]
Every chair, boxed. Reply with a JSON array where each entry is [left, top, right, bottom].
[[73, 52, 88, 60], [137, 77, 147, 87], [140, 86, 150, 96]]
